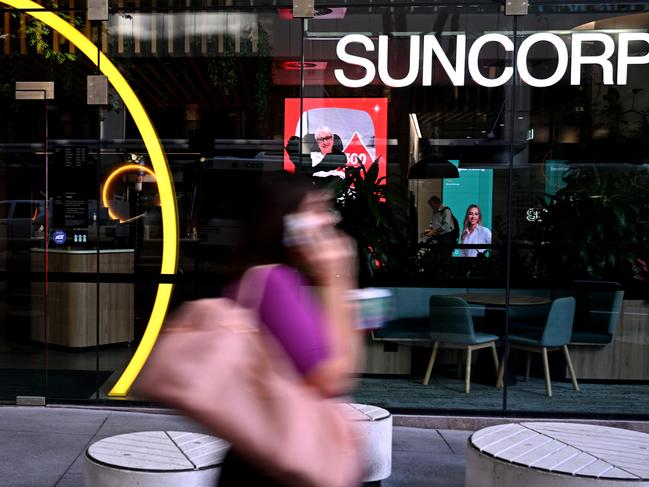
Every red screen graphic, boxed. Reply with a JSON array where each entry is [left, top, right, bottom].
[[284, 98, 388, 182]]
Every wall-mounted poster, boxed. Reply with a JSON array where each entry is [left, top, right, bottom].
[[283, 98, 388, 182]]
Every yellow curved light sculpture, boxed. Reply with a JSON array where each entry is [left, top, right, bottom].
[[102, 164, 157, 222], [1, 0, 179, 397]]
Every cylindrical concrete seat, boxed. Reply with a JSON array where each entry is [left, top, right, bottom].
[[340, 403, 392, 483], [84, 431, 229, 486], [466, 422, 649, 487], [84, 403, 392, 486]]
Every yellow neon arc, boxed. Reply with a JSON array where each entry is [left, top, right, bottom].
[[102, 164, 157, 222], [0, 0, 179, 397]]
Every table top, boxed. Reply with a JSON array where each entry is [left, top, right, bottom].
[[455, 293, 551, 307], [87, 431, 229, 471], [470, 422, 649, 480]]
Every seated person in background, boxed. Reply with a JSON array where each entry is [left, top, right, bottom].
[[459, 204, 492, 257], [422, 196, 458, 242]]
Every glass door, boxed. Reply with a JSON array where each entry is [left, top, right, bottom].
[[0, 4, 105, 402], [0, 89, 49, 402]]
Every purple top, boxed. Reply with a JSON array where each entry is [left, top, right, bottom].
[[234, 265, 330, 376]]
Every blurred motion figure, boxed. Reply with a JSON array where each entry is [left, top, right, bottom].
[[220, 173, 362, 486]]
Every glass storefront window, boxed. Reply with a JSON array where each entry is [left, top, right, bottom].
[[302, 4, 513, 411], [0, 0, 648, 419], [503, 2, 649, 414]]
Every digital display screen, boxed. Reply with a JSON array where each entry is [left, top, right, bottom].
[[284, 98, 388, 182], [442, 162, 494, 257]]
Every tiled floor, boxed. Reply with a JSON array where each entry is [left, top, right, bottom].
[[0, 406, 471, 487], [354, 375, 649, 415]]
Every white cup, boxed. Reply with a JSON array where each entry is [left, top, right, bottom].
[[346, 288, 393, 330]]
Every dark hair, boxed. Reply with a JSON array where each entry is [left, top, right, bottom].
[[233, 172, 314, 274], [284, 136, 301, 165], [429, 195, 441, 204]]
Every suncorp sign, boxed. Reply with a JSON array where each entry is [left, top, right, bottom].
[[334, 33, 649, 88]]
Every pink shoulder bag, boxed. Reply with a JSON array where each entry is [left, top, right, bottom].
[[136, 266, 364, 487]]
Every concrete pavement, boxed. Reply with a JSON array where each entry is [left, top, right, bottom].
[[0, 405, 472, 486]]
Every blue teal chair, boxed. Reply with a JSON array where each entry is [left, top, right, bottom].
[[425, 296, 500, 393], [570, 288, 624, 345], [497, 297, 579, 397]]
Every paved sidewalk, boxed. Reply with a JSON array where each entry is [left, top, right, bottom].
[[0, 406, 472, 486]]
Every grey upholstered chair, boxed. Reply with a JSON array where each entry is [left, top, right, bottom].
[[498, 296, 579, 397], [425, 296, 500, 393]]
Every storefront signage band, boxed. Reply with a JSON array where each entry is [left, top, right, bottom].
[[335, 33, 649, 88]]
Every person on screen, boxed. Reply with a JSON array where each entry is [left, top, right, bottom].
[[422, 196, 458, 242], [311, 126, 347, 178], [460, 204, 491, 257], [315, 126, 335, 158]]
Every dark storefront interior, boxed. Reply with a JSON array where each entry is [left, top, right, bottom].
[[0, 0, 648, 417]]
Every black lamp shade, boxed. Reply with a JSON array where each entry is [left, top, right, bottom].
[[408, 155, 459, 179]]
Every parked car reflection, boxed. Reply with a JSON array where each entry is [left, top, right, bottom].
[[0, 200, 46, 248]]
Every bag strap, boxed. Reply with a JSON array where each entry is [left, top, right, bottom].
[[235, 264, 278, 312]]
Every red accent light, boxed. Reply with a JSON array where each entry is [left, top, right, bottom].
[[278, 7, 347, 19], [282, 61, 327, 71]]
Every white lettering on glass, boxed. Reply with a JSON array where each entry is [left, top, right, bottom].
[[422, 34, 466, 86], [570, 33, 615, 85], [334, 32, 649, 88], [334, 34, 376, 88], [468, 33, 514, 87], [517, 33, 568, 88], [377, 35, 420, 87], [617, 33, 649, 85]]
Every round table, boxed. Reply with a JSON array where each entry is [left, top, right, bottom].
[[453, 294, 551, 386]]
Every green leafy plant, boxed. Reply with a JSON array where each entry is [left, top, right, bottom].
[[206, 24, 273, 132], [523, 164, 649, 282], [207, 55, 238, 96], [331, 163, 509, 281], [21, 13, 80, 64], [329, 162, 410, 279], [5, 10, 82, 96]]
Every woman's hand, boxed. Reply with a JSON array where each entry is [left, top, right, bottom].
[[285, 190, 358, 288], [292, 216, 357, 287]]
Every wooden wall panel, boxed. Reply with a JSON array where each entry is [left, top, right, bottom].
[[568, 300, 649, 380], [31, 251, 134, 348]]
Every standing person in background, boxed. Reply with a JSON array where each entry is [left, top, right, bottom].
[[460, 204, 492, 257], [220, 173, 362, 486], [422, 195, 458, 242]]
